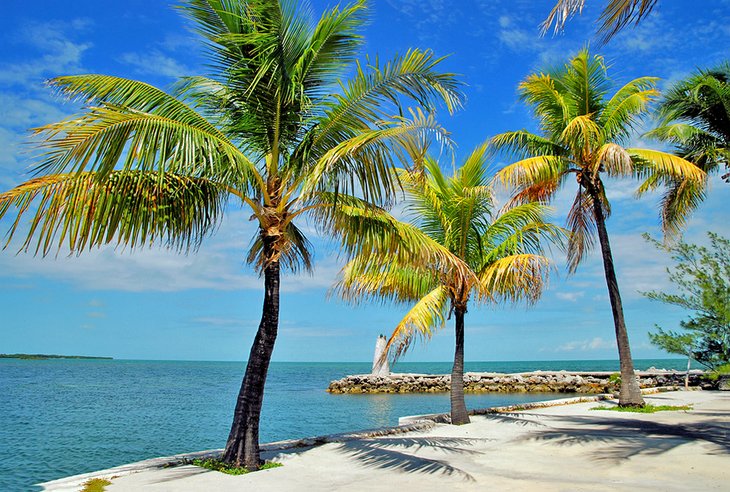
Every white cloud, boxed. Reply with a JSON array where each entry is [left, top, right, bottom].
[[119, 51, 190, 79], [555, 291, 584, 302], [0, 20, 91, 86], [554, 337, 615, 352]]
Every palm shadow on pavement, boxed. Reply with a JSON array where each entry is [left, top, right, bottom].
[[522, 413, 730, 463]]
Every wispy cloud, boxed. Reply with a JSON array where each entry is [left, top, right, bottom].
[[555, 291, 585, 302], [553, 337, 615, 352], [119, 50, 190, 79], [0, 19, 91, 86]]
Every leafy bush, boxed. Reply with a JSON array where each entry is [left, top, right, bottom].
[[190, 458, 282, 475]]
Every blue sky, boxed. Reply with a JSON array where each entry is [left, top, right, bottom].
[[0, 0, 727, 363]]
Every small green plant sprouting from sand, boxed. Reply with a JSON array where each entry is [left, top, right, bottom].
[[191, 458, 282, 475], [80, 478, 112, 492], [591, 404, 693, 413]]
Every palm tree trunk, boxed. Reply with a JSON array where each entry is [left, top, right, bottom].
[[451, 307, 470, 425], [588, 185, 644, 407], [222, 243, 280, 468]]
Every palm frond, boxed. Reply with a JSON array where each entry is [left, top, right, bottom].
[[334, 255, 439, 305], [0, 171, 227, 256], [496, 155, 570, 191], [600, 76, 658, 142], [477, 254, 551, 304], [541, 0, 658, 44], [595, 143, 633, 178], [384, 286, 449, 362], [302, 108, 450, 206], [519, 74, 570, 135], [490, 130, 566, 161], [566, 188, 597, 272], [32, 98, 260, 191]]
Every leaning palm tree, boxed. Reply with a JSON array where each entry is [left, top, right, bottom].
[[491, 49, 706, 406], [0, 0, 463, 468], [333, 144, 563, 424], [542, 0, 657, 43], [646, 62, 730, 182]]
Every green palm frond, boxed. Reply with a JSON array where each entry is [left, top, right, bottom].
[[600, 76, 658, 142], [303, 108, 451, 205], [302, 48, 462, 168], [32, 99, 260, 191], [0, 171, 227, 256], [519, 74, 570, 135], [50, 75, 228, 138], [647, 62, 730, 181], [482, 202, 566, 264], [490, 130, 566, 161], [329, 198, 475, 283]]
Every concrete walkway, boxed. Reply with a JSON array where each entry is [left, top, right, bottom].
[[44, 390, 730, 491]]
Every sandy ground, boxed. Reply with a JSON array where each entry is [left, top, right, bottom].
[[43, 390, 729, 491]]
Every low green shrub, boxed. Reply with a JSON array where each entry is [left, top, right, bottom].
[[190, 458, 282, 475], [591, 404, 692, 413]]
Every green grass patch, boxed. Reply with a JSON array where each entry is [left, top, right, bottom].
[[190, 458, 282, 475], [591, 404, 692, 413], [80, 478, 112, 492]]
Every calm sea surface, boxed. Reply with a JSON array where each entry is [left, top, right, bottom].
[[0, 358, 686, 491]]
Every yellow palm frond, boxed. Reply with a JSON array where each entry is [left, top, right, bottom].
[[476, 254, 551, 304], [560, 114, 602, 152], [630, 148, 706, 188], [0, 171, 228, 256], [384, 286, 449, 361], [496, 155, 568, 190], [333, 255, 438, 305]]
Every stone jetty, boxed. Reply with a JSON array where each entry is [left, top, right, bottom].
[[327, 370, 710, 394]]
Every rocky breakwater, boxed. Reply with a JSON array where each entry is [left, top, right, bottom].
[[327, 370, 709, 394]]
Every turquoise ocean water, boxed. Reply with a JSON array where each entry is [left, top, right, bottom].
[[0, 358, 687, 491]]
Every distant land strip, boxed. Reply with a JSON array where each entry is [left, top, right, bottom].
[[0, 353, 113, 360]]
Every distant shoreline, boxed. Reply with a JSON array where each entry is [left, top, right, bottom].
[[0, 353, 113, 360]]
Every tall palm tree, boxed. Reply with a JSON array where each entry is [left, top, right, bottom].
[[542, 0, 657, 43], [491, 49, 706, 406], [0, 0, 462, 468], [333, 144, 563, 424], [646, 62, 730, 182]]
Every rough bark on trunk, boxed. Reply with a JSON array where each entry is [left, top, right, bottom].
[[222, 245, 280, 468], [450, 307, 470, 425], [588, 183, 644, 407]]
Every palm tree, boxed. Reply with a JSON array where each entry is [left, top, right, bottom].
[[0, 0, 462, 468], [491, 49, 706, 406], [542, 0, 657, 43], [646, 63, 730, 182], [333, 144, 563, 424]]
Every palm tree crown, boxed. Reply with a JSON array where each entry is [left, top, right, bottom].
[[0, 0, 463, 467], [491, 49, 705, 406], [335, 144, 563, 423], [647, 62, 730, 182]]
